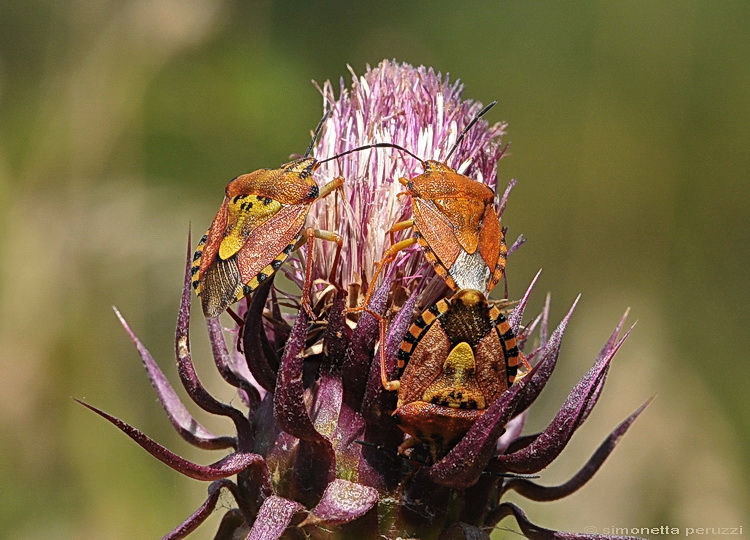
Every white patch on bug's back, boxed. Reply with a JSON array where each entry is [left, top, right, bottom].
[[449, 250, 490, 292]]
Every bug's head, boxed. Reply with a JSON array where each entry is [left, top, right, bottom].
[[280, 156, 320, 179], [452, 289, 487, 308], [422, 160, 458, 175]]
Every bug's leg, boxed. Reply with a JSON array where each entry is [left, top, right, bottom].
[[519, 351, 532, 371], [318, 177, 344, 282], [514, 351, 533, 380], [300, 227, 343, 319], [345, 296, 399, 393], [380, 322, 401, 392], [345, 289, 399, 392], [348, 236, 418, 317], [315, 229, 343, 286], [388, 219, 414, 246], [346, 177, 413, 313], [318, 175, 345, 198], [395, 178, 413, 203], [296, 230, 316, 319], [361, 305, 401, 392]]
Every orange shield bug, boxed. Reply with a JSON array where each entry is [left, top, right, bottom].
[[382, 289, 521, 462], [192, 113, 351, 319], [352, 101, 508, 316], [344, 103, 523, 403]]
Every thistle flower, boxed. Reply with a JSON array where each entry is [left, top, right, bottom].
[[81, 60, 649, 539]]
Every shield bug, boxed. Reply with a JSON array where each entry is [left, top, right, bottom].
[[382, 288, 520, 462], [352, 101, 508, 316], [192, 113, 348, 319]]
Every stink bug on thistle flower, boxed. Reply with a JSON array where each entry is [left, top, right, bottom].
[[353, 101, 508, 314], [384, 289, 521, 462], [191, 113, 351, 319]]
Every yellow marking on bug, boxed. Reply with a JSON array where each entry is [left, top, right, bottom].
[[191, 236, 208, 293], [245, 276, 261, 293], [232, 284, 253, 303], [230, 245, 296, 304], [192, 267, 203, 292], [435, 299, 450, 314], [445, 342, 475, 371], [219, 196, 283, 260], [261, 262, 276, 276], [420, 342, 486, 409]]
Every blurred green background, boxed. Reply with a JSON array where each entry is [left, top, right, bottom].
[[1, 1, 748, 538]]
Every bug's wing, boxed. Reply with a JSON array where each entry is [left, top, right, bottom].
[[200, 255, 243, 318], [397, 312, 451, 407], [477, 205, 507, 292], [191, 197, 230, 303], [431, 198, 485, 254], [197, 202, 310, 318], [197, 198, 230, 278], [475, 311, 518, 401], [412, 199, 462, 283], [474, 331, 511, 402], [234, 202, 310, 283]]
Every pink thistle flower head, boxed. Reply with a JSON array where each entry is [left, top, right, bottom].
[[294, 60, 508, 309], [81, 60, 648, 539]]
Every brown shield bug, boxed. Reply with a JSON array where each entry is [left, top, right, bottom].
[[352, 101, 508, 314], [382, 289, 521, 462], [192, 113, 373, 319]]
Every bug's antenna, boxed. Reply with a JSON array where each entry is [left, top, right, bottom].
[[445, 100, 497, 162], [318, 142, 426, 167], [304, 109, 332, 158]]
